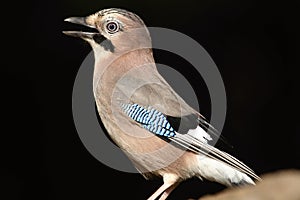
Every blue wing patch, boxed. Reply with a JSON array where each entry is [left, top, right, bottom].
[[121, 103, 176, 137]]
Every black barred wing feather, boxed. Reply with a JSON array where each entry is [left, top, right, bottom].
[[122, 103, 176, 137]]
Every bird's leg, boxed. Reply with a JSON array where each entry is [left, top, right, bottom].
[[158, 182, 180, 200], [147, 174, 179, 200], [147, 182, 173, 200]]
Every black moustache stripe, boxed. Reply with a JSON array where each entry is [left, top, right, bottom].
[[92, 34, 115, 53]]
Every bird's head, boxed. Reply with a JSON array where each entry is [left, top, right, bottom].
[[64, 8, 151, 54]]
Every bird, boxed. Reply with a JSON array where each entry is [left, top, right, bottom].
[[63, 8, 261, 200]]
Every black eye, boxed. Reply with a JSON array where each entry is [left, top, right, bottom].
[[106, 21, 119, 34]]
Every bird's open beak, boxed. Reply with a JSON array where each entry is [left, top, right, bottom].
[[63, 17, 99, 39]]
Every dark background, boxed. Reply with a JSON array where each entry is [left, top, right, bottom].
[[2, 0, 300, 199]]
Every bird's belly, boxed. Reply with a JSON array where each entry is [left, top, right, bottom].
[[95, 101, 197, 179]]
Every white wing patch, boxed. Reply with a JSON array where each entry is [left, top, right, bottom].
[[187, 126, 212, 143]]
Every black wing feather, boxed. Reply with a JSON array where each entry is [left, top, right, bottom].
[[167, 113, 232, 149]]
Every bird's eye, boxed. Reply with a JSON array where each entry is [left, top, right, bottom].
[[106, 21, 119, 34]]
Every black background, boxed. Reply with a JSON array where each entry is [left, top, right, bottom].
[[2, 0, 300, 199]]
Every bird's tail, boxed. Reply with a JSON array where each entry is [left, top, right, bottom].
[[195, 155, 255, 187]]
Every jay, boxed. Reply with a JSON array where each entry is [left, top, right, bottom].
[[64, 8, 260, 200]]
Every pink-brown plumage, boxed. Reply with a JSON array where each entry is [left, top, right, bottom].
[[64, 8, 260, 200]]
